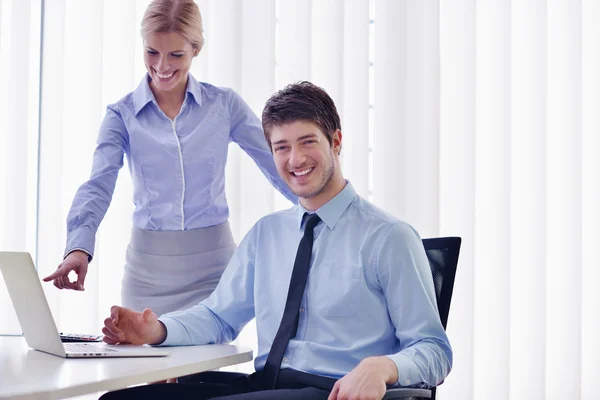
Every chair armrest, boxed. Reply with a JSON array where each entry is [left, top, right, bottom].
[[382, 387, 432, 399]]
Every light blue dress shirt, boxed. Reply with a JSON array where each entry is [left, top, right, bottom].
[[65, 74, 296, 258], [159, 182, 452, 388]]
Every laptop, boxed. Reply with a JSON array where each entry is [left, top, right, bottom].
[[0, 252, 169, 358]]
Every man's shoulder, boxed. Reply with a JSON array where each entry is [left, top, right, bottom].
[[241, 207, 296, 237], [349, 196, 419, 238], [350, 196, 401, 225], [256, 207, 297, 226]]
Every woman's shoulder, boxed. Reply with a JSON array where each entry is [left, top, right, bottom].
[[106, 75, 152, 116], [193, 80, 237, 101], [106, 92, 136, 112]]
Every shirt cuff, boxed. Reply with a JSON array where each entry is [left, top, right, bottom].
[[385, 353, 424, 388], [64, 227, 96, 261], [65, 248, 92, 262], [156, 316, 187, 346]]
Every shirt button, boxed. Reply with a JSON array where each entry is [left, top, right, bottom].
[[405, 379, 411, 385], [299, 308, 305, 313], [282, 357, 288, 362]]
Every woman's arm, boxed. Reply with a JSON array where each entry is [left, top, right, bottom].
[[64, 106, 129, 259], [227, 89, 298, 204]]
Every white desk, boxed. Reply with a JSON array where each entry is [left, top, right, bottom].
[[0, 336, 253, 400]]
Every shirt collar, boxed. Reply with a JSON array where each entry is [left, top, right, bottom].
[[132, 73, 203, 115], [185, 75, 203, 107], [296, 180, 357, 231]]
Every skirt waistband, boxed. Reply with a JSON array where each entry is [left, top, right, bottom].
[[129, 221, 234, 256]]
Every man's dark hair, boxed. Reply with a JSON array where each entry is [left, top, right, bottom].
[[262, 81, 342, 152]]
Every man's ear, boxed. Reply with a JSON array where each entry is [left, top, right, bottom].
[[332, 129, 343, 155]]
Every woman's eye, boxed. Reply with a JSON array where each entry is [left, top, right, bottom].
[[172, 54, 183, 58], [146, 50, 158, 55]]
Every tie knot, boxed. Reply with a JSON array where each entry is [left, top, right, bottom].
[[303, 213, 321, 232]]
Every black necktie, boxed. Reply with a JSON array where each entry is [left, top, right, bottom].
[[261, 213, 321, 389]]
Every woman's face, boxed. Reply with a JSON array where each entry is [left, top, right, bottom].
[[143, 32, 197, 94]]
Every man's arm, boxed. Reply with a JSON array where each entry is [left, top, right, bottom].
[[328, 222, 452, 399], [378, 222, 453, 387], [157, 222, 260, 346], [103, 222, 260, 347]]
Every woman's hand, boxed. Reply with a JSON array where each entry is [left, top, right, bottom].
[[43, 250, 89, 291]]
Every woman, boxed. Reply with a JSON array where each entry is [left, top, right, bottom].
[[43, 0, 296, 316]]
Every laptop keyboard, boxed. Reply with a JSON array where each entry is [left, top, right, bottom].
[[64, 343, 118, 353], [60, 333, 103, 342]]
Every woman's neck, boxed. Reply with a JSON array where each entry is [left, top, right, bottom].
[[152, 82, 186, 107], [150, 77, 187, 119]]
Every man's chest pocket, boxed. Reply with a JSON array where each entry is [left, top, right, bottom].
[[309, 264, 363, 318]]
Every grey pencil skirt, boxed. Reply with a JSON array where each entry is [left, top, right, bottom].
[[121, 221, 236, 316]]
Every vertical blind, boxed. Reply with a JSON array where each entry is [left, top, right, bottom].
[[0, 1, 598, 399], [0, 0, 41, 336]]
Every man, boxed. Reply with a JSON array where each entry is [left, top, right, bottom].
[[100, 82, 452, 400]]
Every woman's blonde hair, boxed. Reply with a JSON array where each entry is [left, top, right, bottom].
[[141, 0, 204, 52]]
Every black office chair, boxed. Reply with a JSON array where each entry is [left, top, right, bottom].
[[383, 236, 462, 400]]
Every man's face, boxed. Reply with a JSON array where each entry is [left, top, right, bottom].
[[143, 32, 196, 93], [270, 121, 342, 205]]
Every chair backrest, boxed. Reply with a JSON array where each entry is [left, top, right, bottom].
[[422, 237, 461, 330]]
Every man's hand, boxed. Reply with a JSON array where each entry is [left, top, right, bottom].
[[102, 306, 167, 345], [328, 356, 398, 400], [43, 250, 89, 291]]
